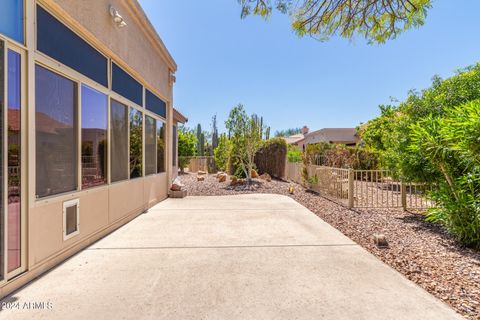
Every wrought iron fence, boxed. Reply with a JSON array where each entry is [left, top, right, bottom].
[[285, 163, 435, 210]]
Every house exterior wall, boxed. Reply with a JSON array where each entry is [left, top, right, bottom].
[[0, 0, 177, 297]]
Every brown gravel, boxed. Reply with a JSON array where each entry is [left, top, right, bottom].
[[179, 172, 480, 320]]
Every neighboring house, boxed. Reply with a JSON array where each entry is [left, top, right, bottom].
[[303, 128, 359, 149], [0, 0, 185, 297], [284, 126, 309, 149]]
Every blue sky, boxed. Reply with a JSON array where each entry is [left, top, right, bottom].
[[139, 0, 480, 134]]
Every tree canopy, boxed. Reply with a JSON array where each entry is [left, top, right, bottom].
[[238, 0, 431, 43]]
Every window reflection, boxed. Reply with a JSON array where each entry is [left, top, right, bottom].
[[111, 100, 128, 183], [35, 65, 77, 198], [129, 108, 143, 179], [157, 122, 165, 173], [0, 42, 4, 280], [7, 50, 21, 272], [81, 85, 107, 188], [145, 116, 156, 176]]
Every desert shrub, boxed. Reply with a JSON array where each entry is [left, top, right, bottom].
[[178, 126, 197, 172], [305, 142, 333, 164], [214, 134, 231, 172], [360, 63, 480, 247], [287, 145, 302, 163], [410, 100, 480, 248], [255, 137, 287, 178]]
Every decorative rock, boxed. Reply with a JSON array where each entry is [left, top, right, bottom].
[[197, 175, 205, 182], [373, 234, 389, 248], [218, 173, 227, 183], [230, 176, 238, 186], [170, 177, 185, 191], [251, 169, 259, 179], [198, 170, 207, 175], [259, 173, 272, 182], [288, 185, 295, 194], [216, 171, 225, 179]]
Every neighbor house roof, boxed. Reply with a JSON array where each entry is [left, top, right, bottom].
[[304, 128, 359, 144], [284, 133, 305, 145]]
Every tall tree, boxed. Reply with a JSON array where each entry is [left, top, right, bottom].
[[238, 0, 431, 43], [211, 115, 219, 151], [225, 104, 263, 182]]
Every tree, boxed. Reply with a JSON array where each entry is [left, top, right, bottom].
[[178, 126, 197, 172], [275, 128, 301, 137], [211, 115, 219, 151], [196, 124, 205, 156], [225, 104, 263, 182], [238, 0, 431, 44]]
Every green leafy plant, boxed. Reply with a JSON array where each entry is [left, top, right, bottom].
[[214, 134, 231, 172], [178, 126, 197, 172]]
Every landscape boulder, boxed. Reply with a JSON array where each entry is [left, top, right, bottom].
[[170, 178, 185, 191], [373, 234, 388, 248], [198, 170, 207, 176], [251, 169, 259, 179], [197, 175, 205, 182], [259, 173, 272, 182], [218, 173, 227, 183]]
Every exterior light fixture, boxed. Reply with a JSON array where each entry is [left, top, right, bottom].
[[109, 5, 127, 28]]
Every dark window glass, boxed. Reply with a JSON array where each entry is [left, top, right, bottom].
[[112, 63, 143, 106], [8, 50, 21, 272], [157, 122, 165, 173], [145, 116, 156, 175], [36, 6, 107, 87], [0, 41, 4, 280], [145, 90, 166, 118], [35, 65, 77, 198], [81, 85, 107, 189], [172, 125, 177, 167], [0, 0, 24, 43], [129, 108, 143, 179], [111, 100, 128, 182]]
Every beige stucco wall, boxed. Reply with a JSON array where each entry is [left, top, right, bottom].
[[0, 0, 176, 298], [47, 0, 174, 101]]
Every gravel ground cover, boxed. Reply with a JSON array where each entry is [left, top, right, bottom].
[[179, 172, 480, 320]]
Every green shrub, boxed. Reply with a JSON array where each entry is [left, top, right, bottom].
[[287, 145, 302, 163], [214, 134, 231, 172], [410, 100, 480, 248]]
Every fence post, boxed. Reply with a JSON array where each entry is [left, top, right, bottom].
[[401, 182, 407, 211], [348, 169, 354, 208]]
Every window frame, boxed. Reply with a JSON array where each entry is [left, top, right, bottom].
[[30, 6, 170, 206]]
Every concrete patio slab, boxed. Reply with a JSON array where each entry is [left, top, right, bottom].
[[0, 194, 463, 320]]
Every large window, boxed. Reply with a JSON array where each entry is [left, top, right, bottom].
[[112, 63, 143, 106], [145, 116, 156, 176], [111, 100, 128, 183], [81, 85, 107, 189], [8, 50, 21, 272], [35, 65, 77, 198], [145, 90, 166, 118], [0, 0, 24, 44], [157, 122, 165, 173], [0, 41, 4, 280], [129, 108, 143, 179], [172, 125, 177, 167], [37, 6, 108, 87]]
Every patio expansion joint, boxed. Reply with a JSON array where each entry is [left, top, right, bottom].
[[87, 243, 359, 251]]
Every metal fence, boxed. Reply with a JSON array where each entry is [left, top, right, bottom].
[[285, 162, 435, 210]]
